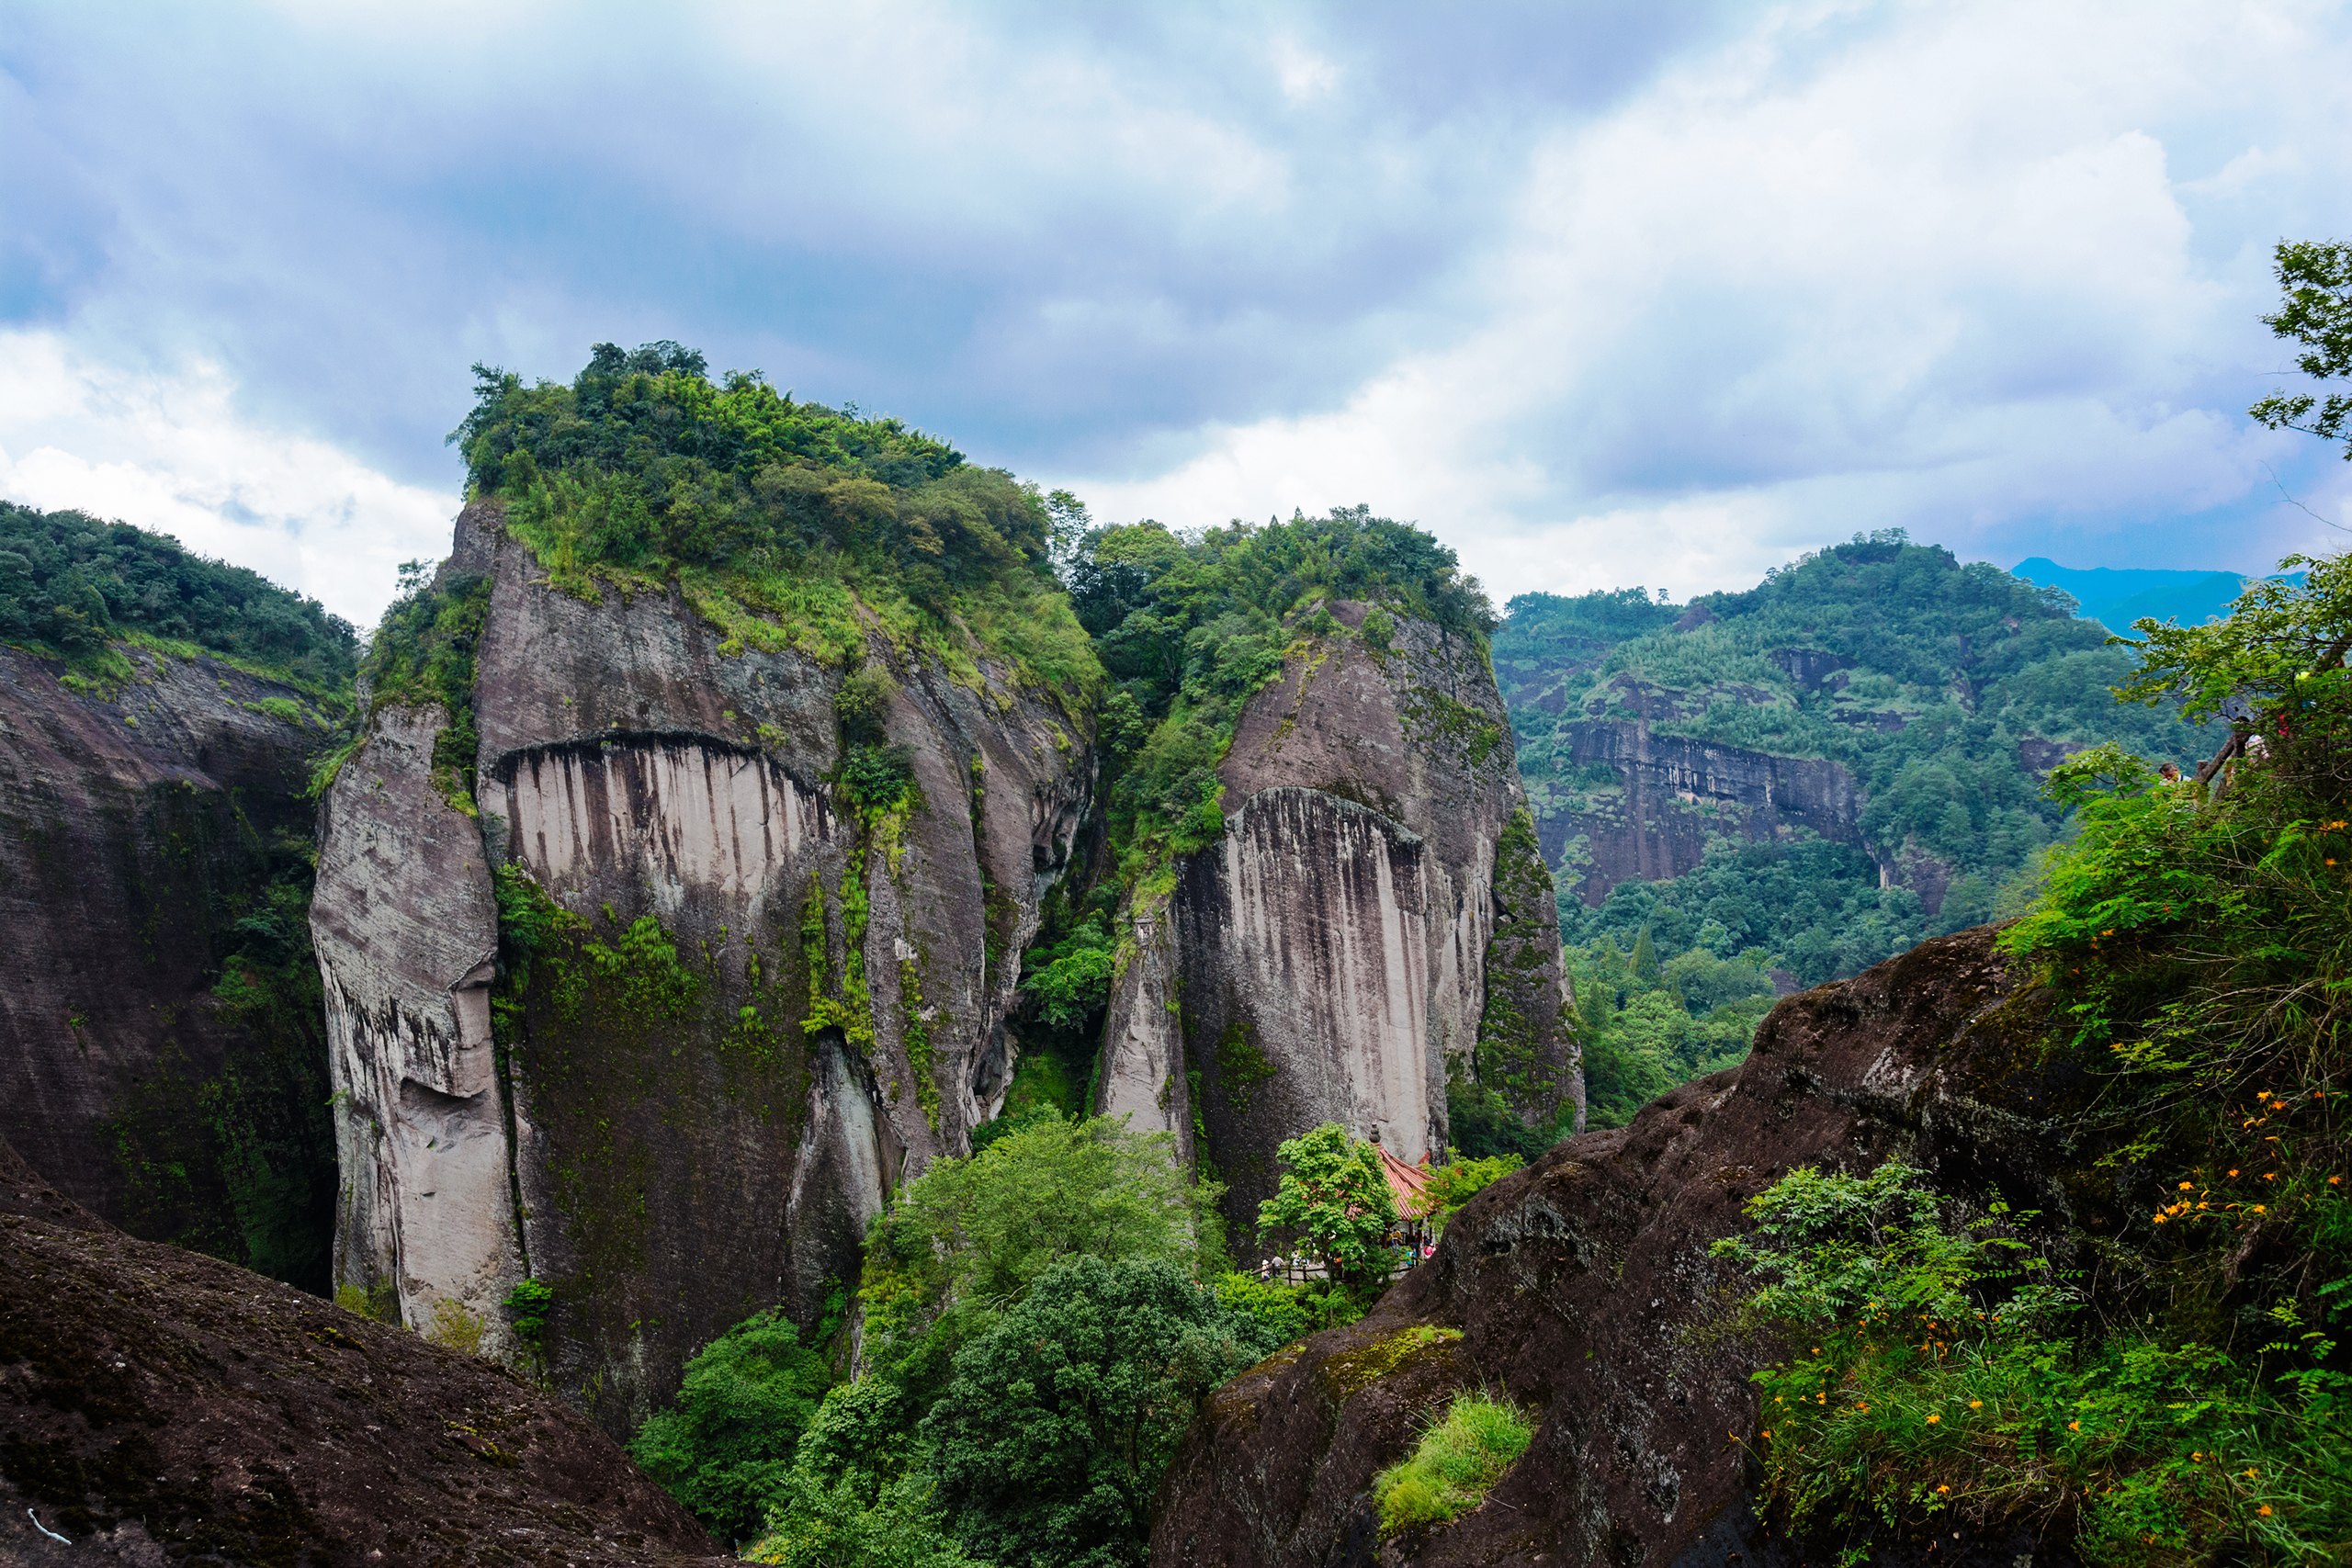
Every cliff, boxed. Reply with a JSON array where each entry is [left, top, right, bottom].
[[0, 639, 339, 1288], [1097, 600, 1581, 1229], [0, 1131, 724, 1567], [1149, 924, 2073, 1567], [314, 502, 1090, 1431]]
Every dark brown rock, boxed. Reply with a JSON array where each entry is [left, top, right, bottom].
[[0, 641, 336, 1284], [0, 1134, 724, 1567], [1150, 925, 2076, 1567]]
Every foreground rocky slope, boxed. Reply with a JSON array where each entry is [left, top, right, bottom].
[[316, 502, 1089, 1429], [1099, 599, 1581, 1225], [1151, 924, 2068, 1567], [0, 641, 337, 1285], [0, 1133, 723, 1567]]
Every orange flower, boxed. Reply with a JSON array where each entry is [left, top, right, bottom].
[[2229, 1168, 2241, 1177], [1969, 1401, 1983, 1409], [1926, 1414, 1941, 1425], [2254, 1205, 2267, 1214], [1937, 1484, 1951, 1495], [2068, 1421, 2081, 1431], [2259, 1506, 2273, 1517], [2178, 1180, 2194, 1190]]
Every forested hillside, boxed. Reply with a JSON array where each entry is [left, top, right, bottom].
[[1496, 534, 2212, 1124], [0, 501, 356, 689]]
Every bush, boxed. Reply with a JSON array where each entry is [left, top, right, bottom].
[[858, 1111, 1219, 1399], [922, 1257, 1277, 1568], [628, 1310, 832, 1544], [1210, 1269, 1362, 1345], [1374, 1391, 1535, 1536]]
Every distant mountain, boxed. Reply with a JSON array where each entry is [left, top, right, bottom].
[[1497, 530, 2211, 1125], [2009, 557, 2298, 632]]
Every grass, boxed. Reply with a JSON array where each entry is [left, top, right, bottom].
[[1374, 1390, 1535, 1537]]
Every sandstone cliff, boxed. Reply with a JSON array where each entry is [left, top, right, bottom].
[[314, 502, 1089, 1429], [1097, 600, 1581, 1229], [1149, 925, 2068, 1568], [0, 641, 339, 1288], [0, 1132, 724, 1567]]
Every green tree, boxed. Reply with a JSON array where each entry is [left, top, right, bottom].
[[859, 1111, 1216, 1396], [2249, 239, 2352, 457], [1256, 1122, 1397, 1284], [628, 1310, 832, 1544], [921, 1257, 1276, 1568]]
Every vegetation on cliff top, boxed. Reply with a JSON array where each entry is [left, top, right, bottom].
[[0, 500, 357, 692], [450, 341, 1099, 706]]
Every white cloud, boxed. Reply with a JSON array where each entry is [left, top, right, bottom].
[[1078, 0, 2352, 592], [0, 331, 457, 626]]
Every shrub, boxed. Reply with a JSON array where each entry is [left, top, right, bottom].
[[1210, 1270, 1363, 1345], [1374, 1391, 1535, 1536], [922, 1257, 1276, 1568], [422, 1297, 486, 1356], [628, 1310, 832, 1544]]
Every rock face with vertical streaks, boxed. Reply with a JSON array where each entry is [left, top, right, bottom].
[[313, 502, 1090, 1432], [1098, 600, 1581, 1236], [0, 641, 338, 1286]]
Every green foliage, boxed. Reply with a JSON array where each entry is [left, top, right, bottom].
[[1569, 937, 1774, 1128], [2247, 240, 2352, 458], [859, 1111, 1216, 1397], [1018, 917, 1116, 1031], [1210, 1269, 1363, 1345], [1257, 1122, 1397, 1284], [1501, 531, 2216, 1116], [502, 1278, 555, 1364], [1714, 530, 2352, 1562], [748, 1470, 986, 1568], [838, 744, 917, 818], [0, 500, 356, 687], [452, 344, 1100, 708], [1422, 1152, 1523, 1225], [754, 1123, 1239, 1568], [1211, 1021, 1277, 1110], [1716, 1166, 2352, 1566], [1373, 1391, 1535, 1538], [1069, 505, 1492, 882], [629, 1309, 833, 1544], [355, 563, 490, 810], [921, 1256, 1277, 1568]]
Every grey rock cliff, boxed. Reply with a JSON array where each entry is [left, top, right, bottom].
[[314, 503, 1089, 1431], [0, 642, 335, 1283], [1099, 601, 1582, 1234]]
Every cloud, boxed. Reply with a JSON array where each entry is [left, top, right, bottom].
[[5, 0, 2351, 627], [0, 330, 458, 626], [1075, 0, 2352, 592]]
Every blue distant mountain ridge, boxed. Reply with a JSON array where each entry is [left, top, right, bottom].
[[2010, 558, 2302, 631]]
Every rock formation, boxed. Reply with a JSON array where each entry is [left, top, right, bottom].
[[0, 641, 337, 1286], [1097, 601, 1582, 1229], [1149, 925, 2071, 1567], [0, 1131, 724, 1567], [314, 502, 1089, 1431], [1541, 715, 1864, 902]]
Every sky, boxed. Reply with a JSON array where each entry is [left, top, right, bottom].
[[5, 0, 2351, 629]]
